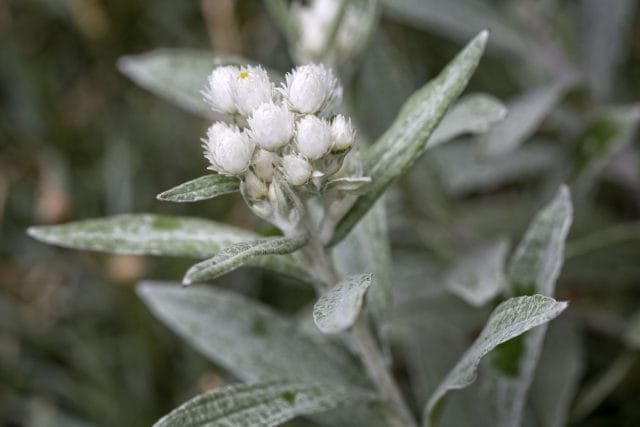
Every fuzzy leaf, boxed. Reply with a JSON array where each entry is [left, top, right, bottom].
[[331, 30, 488, 245], [183, 235, 308, 285], [28, 214, 314, 284], [118, 49, 249, 118], [423, 294, 568, 426], [137, 282, 367, 386], [157, 174, 239, 202], [153, 381, 373, 427], [446, 239, 509, 307], [313, 273, 372, 334], [325, 177, 372, 194], [481, 83, 568, 156], [430, 94, 507, 145]]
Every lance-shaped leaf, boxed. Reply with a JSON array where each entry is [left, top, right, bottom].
[[313, 273, 372, 334], [430, 94, 507, 145], [481, 83, 569, 156], [331, 30, 488, 245], [118, 49, 251, 118], [28, 214, 314, 284], [157, 174, 239, 203], [153, 381, 374, 427], [182, 234, 308, 285], [422, 294, 568, 426]]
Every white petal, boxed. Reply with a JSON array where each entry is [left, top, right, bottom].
[[296, 115, 332, 160], [248, 102, 295, 151], [282, 154, 313, 186]]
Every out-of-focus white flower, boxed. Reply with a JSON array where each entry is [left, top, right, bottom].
[[252, 149, 278, 182], [248, 102, 295, 151], [203, 123, 254, 175], [234, 65, 274, 116], [203, 65, 238, 115], [281, 64, 340, 115], [282, 154, 313, 186], [330, 114, 356, 152], [295, 115, 333, 160], [292, 0, 340, 59], [243, 170, 269, 199]]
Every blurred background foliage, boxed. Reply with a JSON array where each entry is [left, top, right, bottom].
[[1, 0, 640, 426]]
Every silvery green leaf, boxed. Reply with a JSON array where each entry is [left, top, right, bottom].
[[446, 239, 509, 307], [313, 273, 372, 334], [182, 234, 308, 285], [430, 94, 507, 145], [325, 177, 372, 194], [153, 381, 373, 427], [381, 0, 530, 56], [429, 141, 556, 196], [422, 294, 568, 426], [481, 83, 569, 156], [118, 49, 250, 118], [157, 174, 239, 202], [331, 30, 488, 245], [582, 0, 637, 99], [530, 319, 584, 427], [508, 185, 573, 296], [28, 214, 314, 284], [137, 282, 366, 386]]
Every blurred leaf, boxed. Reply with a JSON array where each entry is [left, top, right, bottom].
[[331, 30, 488, 245], [325, 177, 371, 194], [28, 214, 314, 284], [423, 294, 568, 426], [430, 94, 507, 145], [137, 282, 366, 386], [313, 273, 372, 334], [264, 0, 297, 40], [582, 0, 637, 99], [623, 310, 640, 350], [381, 0, 531, 56], [481, 83, 568, 156], [153, 381, 373, 427], [445, 239, 509, 307], [182, 234, 308, 285], [118, 49, 250, 118], [430, 142, 556, 196], [156, 174, 239, 203]]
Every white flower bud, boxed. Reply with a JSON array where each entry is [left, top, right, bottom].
[[248, 102, 294, 151], [243, 170, 268, 200], [203, 123, 254, 175], [330, 114, 356, 152], [252, 149, 278, 182], [234, 65, 274, 116], [282, 154, 313, 186], [203, 65, 238, 114], [281, 64, 340, 114], [295, 115, 332, 160]]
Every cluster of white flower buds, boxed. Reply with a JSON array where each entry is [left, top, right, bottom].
[[201, 63, 357, 231]]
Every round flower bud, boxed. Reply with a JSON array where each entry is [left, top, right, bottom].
[[252, 149, 278, 182], [330, 114, 356, 152], [282, 64, 340, 114], [203, 123, 254, 175], [234, 65, 274, 116], [203, 65, 238, 114], [243, 170, 268, 200], [282, 154, 313, 186], [295, 115, 332, 160], [248, 102, 294, 151]]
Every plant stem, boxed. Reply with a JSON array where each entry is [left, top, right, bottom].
[[304, 230, 418, 427]]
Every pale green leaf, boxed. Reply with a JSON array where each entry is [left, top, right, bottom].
[[481, 83, 569, 156], [157, 174, 239, 202], [508, 185, 573, 296], [430, 94, 507, 145], [423, 294, 568, 426], [331, 30, 488, 244], [445, 239, 509, 307], [28, 214, 314, 284], [313, 273, 372, 334], [182, 234, 308, 285], [325, 177, 372, 194], [154, 381, 373, 427], [264, 0, 297, 40], [117, 49, 249, 118]]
